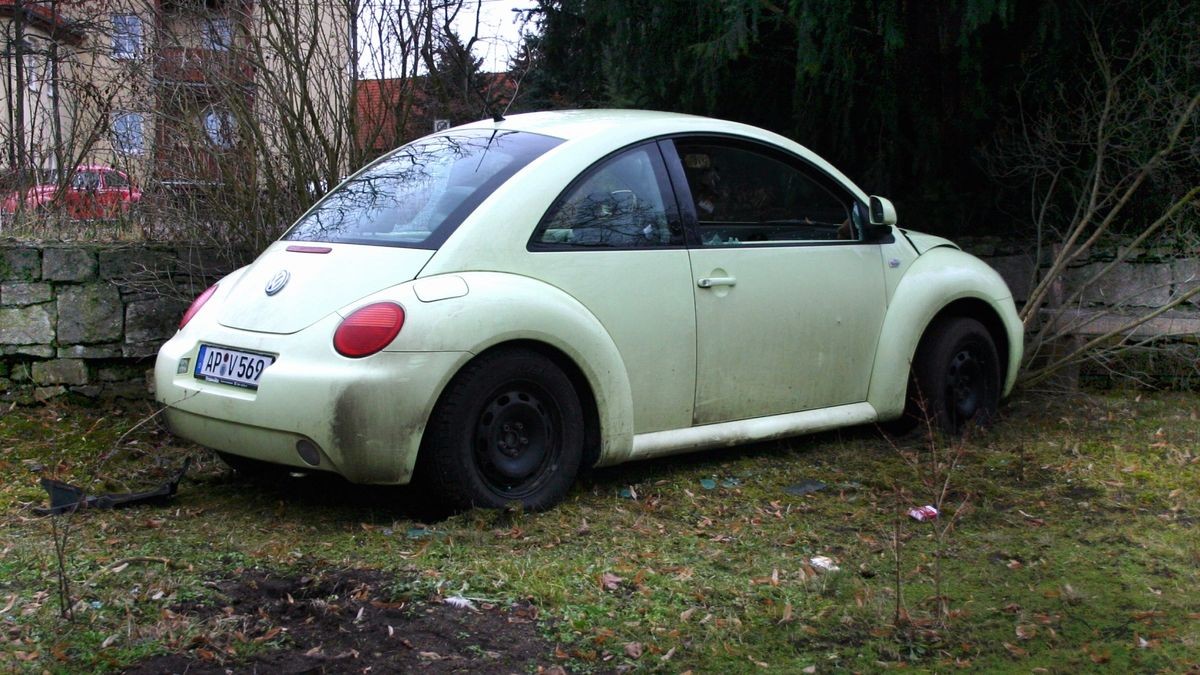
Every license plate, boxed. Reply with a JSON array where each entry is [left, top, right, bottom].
[[194, 344, 275, 389]]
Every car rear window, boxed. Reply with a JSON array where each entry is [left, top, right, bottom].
[[284, 130, 562, 248]]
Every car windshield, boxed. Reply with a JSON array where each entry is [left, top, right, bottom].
[[284, 129, 562, 248]]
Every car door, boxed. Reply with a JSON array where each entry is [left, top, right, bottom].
[[663, 137, 887, 425], [524, 142, 698, 434], [68, 170, 101, 219], [98, 170, 130, 216]]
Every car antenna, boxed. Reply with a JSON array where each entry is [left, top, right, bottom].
[[467, 81, 505, 123], [477, 66, 527, 124]]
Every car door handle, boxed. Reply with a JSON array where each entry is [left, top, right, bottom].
[[697, 276, 736, 288]]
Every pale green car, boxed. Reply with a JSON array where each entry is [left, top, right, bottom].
[[154, 110, 1021, 510]]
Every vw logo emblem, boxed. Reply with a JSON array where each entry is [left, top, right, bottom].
[[265, 270, 291, 296]]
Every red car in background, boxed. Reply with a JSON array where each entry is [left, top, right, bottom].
[[1, 166, 142, 220]]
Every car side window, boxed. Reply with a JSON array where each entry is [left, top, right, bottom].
[[532, 144, 682, 248], [72, 172, 100, 190], [104, 171, 130, 188], [675, 139, 857, 246]]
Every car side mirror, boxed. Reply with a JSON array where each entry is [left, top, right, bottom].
[[868, 196, 897, 226]]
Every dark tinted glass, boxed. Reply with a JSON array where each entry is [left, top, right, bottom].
[[676, 140, 855, 245], [533, 144, 682, 248], [284, 130, 562, 248]]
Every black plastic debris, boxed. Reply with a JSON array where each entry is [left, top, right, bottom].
[[34, 458, 192, 516]]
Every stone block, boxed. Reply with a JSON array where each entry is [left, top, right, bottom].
[[0, 282, 52, 307], [1173, 259, 1200, 307], [2, 345, 55, 358], [57, 283, 123, 344], [125, 298, 188, 344], [985, 255, 1035, 303], [98, 365, 142, 382], [105, 381, 151, 400], [176, 245, 238, 282], [0, 247, 40, 281], [0, 304, 55, 344], [34, 385, 67, 402], [42, 247, 97, 282], [1065, 262, 1171, 308], [99, 247, 176, 281], [70, 385, 104, 398], [32, 359, 88, 386], [123, 342, 163, 358], [58, 343, 124, 358], [9, 363, 32, 382]]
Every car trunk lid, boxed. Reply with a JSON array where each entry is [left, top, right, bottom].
[[217, 242, 434, 334]]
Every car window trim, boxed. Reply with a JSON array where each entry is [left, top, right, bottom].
[[660, 134, 875, 250], [527, 140, 687, 252]]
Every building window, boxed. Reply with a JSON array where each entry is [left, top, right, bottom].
[[112, 112, 145, 155], [112, 15, 143, 59], [24, 52, 47, 92], [203, 109, 237, 149], [204, 17, 233, 51]]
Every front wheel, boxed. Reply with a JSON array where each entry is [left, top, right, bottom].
[[906, 317, 1002, 436], [417, 349, 584, 511]]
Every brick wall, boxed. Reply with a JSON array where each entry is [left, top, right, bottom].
[[0, 243, 237, 402]]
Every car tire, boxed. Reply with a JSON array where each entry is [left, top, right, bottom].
[[905, 317, 1002, 436], [418, 348, 584, 511]]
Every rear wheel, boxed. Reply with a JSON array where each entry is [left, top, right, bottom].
[[418, 348, 584, 511], [905, 317, 1002, 436]]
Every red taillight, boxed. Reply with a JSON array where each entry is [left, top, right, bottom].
[[179, 284, 218, 329], [333, 302, 405, 358]]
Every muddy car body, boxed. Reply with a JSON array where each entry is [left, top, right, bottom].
[[155, 110, 1022, 510]]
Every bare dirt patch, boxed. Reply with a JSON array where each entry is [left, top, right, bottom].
[[124, 568, 565, 674]]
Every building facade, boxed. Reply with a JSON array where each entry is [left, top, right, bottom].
[[1, 0, 351, 193]]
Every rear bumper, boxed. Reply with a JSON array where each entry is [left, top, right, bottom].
[[155, 316, 469, 484]]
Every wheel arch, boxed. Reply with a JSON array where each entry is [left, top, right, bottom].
[[868, 249, 1023, 420], [394, 271, 637, 478], [453, 339, 604, 471], [926, 298, 1011, 382]]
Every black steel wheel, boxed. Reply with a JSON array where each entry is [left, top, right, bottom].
[[906, 317, 1002, 436], [418, 348, 583, 511]]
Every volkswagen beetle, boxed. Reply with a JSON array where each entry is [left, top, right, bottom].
[[154, 110, 1022, 510]]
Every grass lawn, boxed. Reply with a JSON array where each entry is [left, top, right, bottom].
[[1, 391, 1197, 672]]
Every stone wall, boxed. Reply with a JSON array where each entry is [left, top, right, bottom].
[[962, 240, 1200, 327], [964, 238, 1200, 387], [2, 239, 1196, 402], [963, 239, 1200, 315], [0, 243, 236, 402]]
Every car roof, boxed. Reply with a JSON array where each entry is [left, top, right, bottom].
[[458, 109, 710, 141], [454, 109, 868, 202]]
